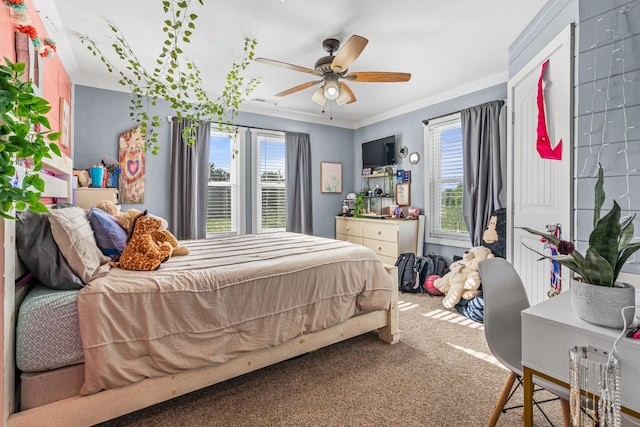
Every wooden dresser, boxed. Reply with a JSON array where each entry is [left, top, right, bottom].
[[335, 216, 420, 266]]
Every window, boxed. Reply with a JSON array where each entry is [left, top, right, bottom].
[[424, 113, 469, 247], [207, 129, 244, 237], [252, 131, 286, 233]]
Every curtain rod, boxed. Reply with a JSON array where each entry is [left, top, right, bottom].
[[233, 123, 286, 134], [421, 111, 459, 126], [166, 116, 286, 134], [421, 99, 506, 126]]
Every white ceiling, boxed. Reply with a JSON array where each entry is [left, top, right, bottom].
[[35, 0, 547, 128]]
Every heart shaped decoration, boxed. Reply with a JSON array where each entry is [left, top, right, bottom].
[[127, 159, 139, 176]]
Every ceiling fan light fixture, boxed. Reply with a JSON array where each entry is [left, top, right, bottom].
[[335, 87, 350, 106], [311, 87, 326, 105], [323, 80, 340, 100]]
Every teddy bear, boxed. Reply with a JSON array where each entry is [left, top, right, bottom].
[[110, 210, 174, 271], [95, 201, 189, 256], [433, 246, 495, 309]]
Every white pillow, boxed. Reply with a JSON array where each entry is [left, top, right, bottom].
[[49, 206, 110, 284]]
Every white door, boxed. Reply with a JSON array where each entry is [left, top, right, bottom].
[[507, 25, 574, 306]]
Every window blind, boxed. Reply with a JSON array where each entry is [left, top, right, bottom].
[[256, 133, 286, 233], [428, 115, 468, 241], [207, 132, 239, 236]]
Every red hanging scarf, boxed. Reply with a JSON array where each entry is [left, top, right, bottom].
[[536, 59, 562, 160]]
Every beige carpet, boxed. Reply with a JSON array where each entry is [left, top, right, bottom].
[[96, 293, 563, 426]]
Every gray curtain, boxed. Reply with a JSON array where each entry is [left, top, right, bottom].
[[285, 132, 313, 234], [169, 118, 210, 239], [461, 100, 505, 246]]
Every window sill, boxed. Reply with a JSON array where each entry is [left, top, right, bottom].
[[427, 234, 471, 249]]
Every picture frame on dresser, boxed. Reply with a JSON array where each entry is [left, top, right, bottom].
[[396, 183, 410, 206]]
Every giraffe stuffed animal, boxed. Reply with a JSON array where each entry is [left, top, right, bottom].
[[110, 210, 173, 271]]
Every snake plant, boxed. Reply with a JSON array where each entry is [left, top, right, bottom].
[[522, 164, 640, 287]]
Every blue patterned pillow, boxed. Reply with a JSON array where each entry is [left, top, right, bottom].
[[87, 207, 128, 260]]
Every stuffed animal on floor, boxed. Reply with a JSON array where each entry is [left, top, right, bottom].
[[109, 210, 173, 271], [95, 201, 189, 256], [433, 246, 495, 309]]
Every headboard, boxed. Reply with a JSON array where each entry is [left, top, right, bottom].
[[1, 152, 73, 420]]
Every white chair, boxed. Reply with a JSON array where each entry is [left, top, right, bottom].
[[478, 257, 571, 427]]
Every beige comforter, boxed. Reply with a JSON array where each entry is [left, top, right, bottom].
[[78, 233, 394, 395]]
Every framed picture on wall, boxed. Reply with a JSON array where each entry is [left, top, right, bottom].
[[403, 170, 411, 183], [396, 183, 410, 206], [320, 162, 342, 193]]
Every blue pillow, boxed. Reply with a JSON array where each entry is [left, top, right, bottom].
[[87, 207, 128, 260]]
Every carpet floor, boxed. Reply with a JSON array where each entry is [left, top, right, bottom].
[[96, 293, 564, 426]]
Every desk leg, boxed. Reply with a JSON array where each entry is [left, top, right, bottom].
[[523, 366, 533, 427]]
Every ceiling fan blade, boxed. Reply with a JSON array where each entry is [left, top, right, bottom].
[[344, 72, 411, 82], [331, 35, 368, 73], [275, 80, 323, 97], [255, 57, 321, 76], [340, 82, 357, 104]]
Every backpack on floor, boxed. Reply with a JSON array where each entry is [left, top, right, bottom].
[[415, 255, 434, 292], [395, 253, 421, 293], [427, 252, 449, 277]]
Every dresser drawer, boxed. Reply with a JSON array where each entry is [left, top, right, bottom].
[[376, 254, 397, 267], [336, 219, 363, 237], [363, 222, 398, 243], [336, 233, 364, 245], [363, 238, 398, 259]]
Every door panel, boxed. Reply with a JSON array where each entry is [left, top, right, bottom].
[[507, 25, 574, 306]]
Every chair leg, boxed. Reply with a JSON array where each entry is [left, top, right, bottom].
[[560, 398, 571, 427], [487, 371, 517, 427]]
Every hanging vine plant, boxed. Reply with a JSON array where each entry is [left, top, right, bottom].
[[0, 58, 62, 218], [80, 0, 259, 154]]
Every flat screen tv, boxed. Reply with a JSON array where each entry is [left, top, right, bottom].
[[361, 135, 396, 170]]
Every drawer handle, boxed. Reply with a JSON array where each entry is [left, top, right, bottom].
[[346, 227, 350, 230], [377, 230, 381, 234], [377, 246, 382, 251]]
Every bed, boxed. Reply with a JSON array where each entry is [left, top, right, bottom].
[[1, 158, 400, 427]]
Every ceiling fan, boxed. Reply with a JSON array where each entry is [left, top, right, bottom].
[[255, 35, 411, 106]]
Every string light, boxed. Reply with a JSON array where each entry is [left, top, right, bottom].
[[579, 1, 638, 265]]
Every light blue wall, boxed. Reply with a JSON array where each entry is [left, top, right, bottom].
[[353, 84, 507, 262], [73, 85, 354, 239]]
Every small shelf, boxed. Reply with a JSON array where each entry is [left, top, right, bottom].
[[361, 173, 391, 178]]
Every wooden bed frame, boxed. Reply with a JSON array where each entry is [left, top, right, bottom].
[[0, 157, 400, 427]]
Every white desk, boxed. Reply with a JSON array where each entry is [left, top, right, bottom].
[[521, 291, 640, 426]]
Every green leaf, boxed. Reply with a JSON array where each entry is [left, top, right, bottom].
[[47, 132, 61, 142], [619, 215, 635, 250], [520, 227, 561, 246], [594, 164, 605, 227], [48, 142, 62, 156], [614, 242, 640, 283], [588, 201, 621, 269], [582, 247, 614, 286], [29, 200, 48, 213]]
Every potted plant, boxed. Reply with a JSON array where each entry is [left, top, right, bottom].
[[522, 164, 640, 328], [0, 58, 61, 219]]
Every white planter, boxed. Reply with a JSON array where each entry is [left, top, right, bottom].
[[571, 280, 636, 329]]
